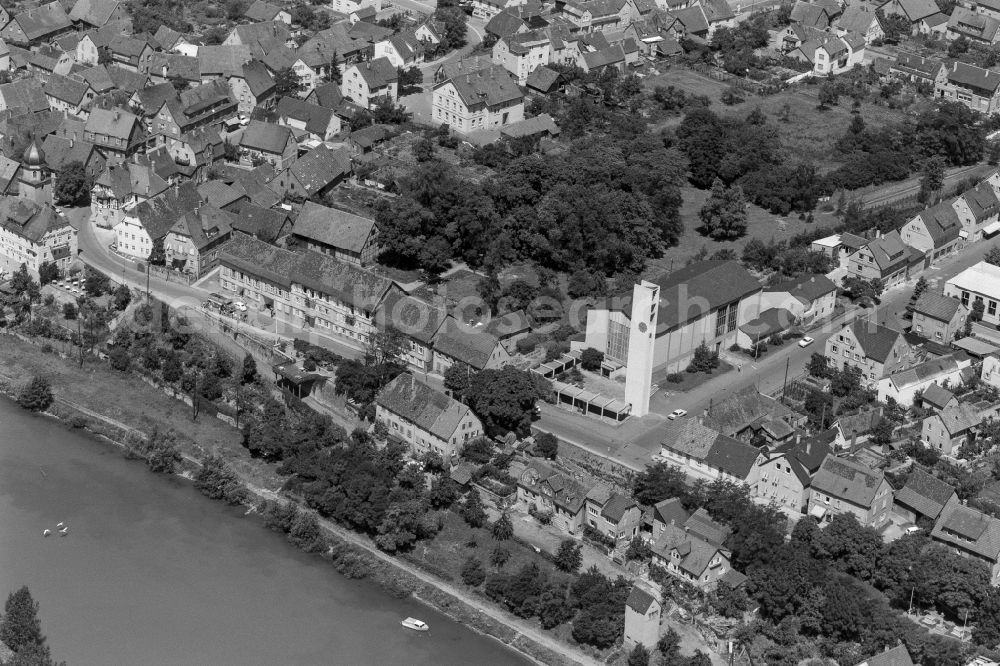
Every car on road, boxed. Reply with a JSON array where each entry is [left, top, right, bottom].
[[798, 336, 815, 348], [668, 409, 687, 420]]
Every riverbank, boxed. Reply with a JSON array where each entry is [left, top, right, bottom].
[[0, 336, 597, 666]]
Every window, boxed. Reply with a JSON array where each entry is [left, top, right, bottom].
[[831, 345, 838, 353]]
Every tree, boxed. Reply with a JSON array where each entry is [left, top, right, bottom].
[[37, 262, 59, 286], [161, 352, 183, 382], [633, 462, 687, 505], [365, 326, 406, 384], [843, 276, 883, 304], [0, 586, 46, 654], [461, 556, 487, 586], [462, 490, 488, 528], [413, 137, 435, 162], [17, 377, 53, 412], [830, 365, 863, 397], [492, 512, 514, 541], [919, 157, 946, 203], [84, 269, 110, 297], [806, 352, 831, 378], [466, 367, 550, 436], [535, 432, 558, 460], [909, 275, 929, 311], [398, 66, 422, 89], [490, 545, 511, 568], [687, 341, 720, 373], [273, 66, 303, 97], [145, 429, 182, 473], [974, 588, 1000, 647], [580, 348, 604, 371], [986, 246, 1000, 267], [698, 178, 747, 240], [54, 161, 91, 206], [818, 83, 839, 109], [628, 644, 650, 666], [554, 539, 583, 573], [242, 354, 258, 385], [444, 363, 473, 400], [148, 236, 166, 266], [434, 5, 467, 48], [10, 264, 39, 301]]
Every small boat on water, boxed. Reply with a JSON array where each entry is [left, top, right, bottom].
[[401, 617, 428, 632], [59, 528, 68, 536], [56, 522, 64, 528], [42, 529, 51, 537]]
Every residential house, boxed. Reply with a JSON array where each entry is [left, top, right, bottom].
[[153, 26, 195, 54], [43, 73, 94, 117], [901, 198, 964, 261], [152, 80, 238, 146], [808, 454, 894, 527], [752, 433, 833, 512], [83, 107, 144, 161], [648, 497, 690, 543], [0, 79, 50, 114], [701, 385, 806, 440], [198, 44, 253, 84], [894, 467, 958, 523], [0, 196, 76, 273], [41, 133, 106, 186], [826, 319, 912, 387], [911, 291, 967, 342], [854, 646, 917, 666], [493, 29, 551, 84], [983, 355, 1000, 389], [517, 459, 604, 534], [229, 60, 275, 116], [329, 0, 383, 17], [244, 0, 291, 23], [945, 261, 1000, 326], [230, 203, 291, 243], [585, 261, 764, 375], [432, 63, 525, 134], [952, 181, 1000, 241], [624, 585, 661, 652], [920, 382, 958, 411], [473, 0, 528, 20], [791, 34, 865, 75], [224, 21, 291, 53], [891, 51, 946, 86], [835, 4, 885, 43], [580, 44, 627, 73], [273, 144, 351, 201], [831, 408, 884, 449], [107, 34, 153, 72], [113, 181, 200, 262], [878, 0, 943, 32], [759, 274, 837, 325], [163, 206, 234, 276], [197, 180, 245, 212], [931, 495, 1000, 584], [432, 316, 510, 373], [374, 31, 425, 68], [789, 0, 831, 27], [218, 232, 399, 345], [69, 0, 127, 28], [342, 57, 398, 109], [91, 160, 168, 229], [659, 419, 760, 485], [239, 120, 297, 170], [650, 522, 733, 590], [584, 488, 642, 541], [561, 0, 640, 33], [291, 201, 379, 266], [922, 402, 981, 455], [847, 230, 916, 288], [935, 62, 1000, 114], [375, 292, 446, 372], [1, 2, 74, 49], [375, 372, 483, 459], [947, 6, 1000, 44], [165, 126, 225, 182], [919, 11, 949, 33], [75, 31, 104, 66], [275, 96, 342, 140], [877, 353, 968, 405]]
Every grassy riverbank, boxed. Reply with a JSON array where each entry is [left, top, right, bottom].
[[0, 336, 594, 666]]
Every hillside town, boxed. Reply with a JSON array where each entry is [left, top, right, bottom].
[[12, 0, 1000, 661]]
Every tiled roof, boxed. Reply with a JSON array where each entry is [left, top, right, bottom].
[[850, 319, 903, 363], [95, 162, 167, 199], [894, 468, 955, 519], [519, 459, 599, 514], [864, 229, 909, 273], [525, 65, 561, 92], [653, 523, 727, 577], [241, 60, 274, 98], [931, 495, 1000, 562], [912, 291, 962, 323], [957, 181, 1000, 222], [702, 433, 759, 480], [601, 493, 637, 522], [790, 0, 829, 26], [766, 273, 836, 304], [432, 316, 502, 370], [377, 292, 446, 344], [289, 247, 393, 312], [153, 25, 182, 48], [921, 382, 955, 410], [652, 497, 689, 528], [637, 261, 761, 334], [148, 52, 200, 83], [660, 418, 719, 459], [230, 20, 291, 53], [485, 8, 529, 37], [892, 51, 942, 78], [947, 6, 1000, 41], [702, 386, 797, 436], [915, 198, 962, 248], [947, 61, 1000, 93], [583, 44, 625, 70], [684, 508, 730, 546], [0, 79, 49, 114], [197, 180, 243, 209], [69, 0, 120, 26], [0, 196, 69, 242], [198, 44, 253, 77], [835, 407, 882, 438], [886, 354, 959, 389], [230, 203, 288, 243], [349, 123, 392, 149], [855, 645, 915, 666], [170, 206, 234, 250], [240, 120, 292, 154], [105, 66, 148, 92], [12, 1, 72, 41], [307, 82, 344, 109], [73, 65, 114, 93], [276, 96, 336, 136], [936, 402, 981, 435], [245, 0, 284, 21], [287, 145, 350, 196], [134, 182, 201, 241], [836, 3, 880, 33], [388, 31, 424, 61], [352, 56, 398, 89], [625, 585, 658, 614], [41, 134, 98, 171], [292, 200, 375, 254], [437, 64, 523, 109], [883, 0, 940, 20], [811, 454, 887, 508], [219, 230, 297, 288]]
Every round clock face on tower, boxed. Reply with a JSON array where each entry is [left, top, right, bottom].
[[638, 322, 647, 333]]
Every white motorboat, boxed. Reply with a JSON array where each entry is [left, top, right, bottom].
[[42, 529, 51, 537], [401, 617, 428, 632]]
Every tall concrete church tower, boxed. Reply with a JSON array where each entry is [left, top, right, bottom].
[[19, 138, 52, 204], [624, 281, 660, 417]]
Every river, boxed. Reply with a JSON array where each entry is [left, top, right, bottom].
[[0, 398, 531, 666]]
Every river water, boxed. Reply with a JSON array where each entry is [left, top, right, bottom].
[[0, 398, 530, 666]]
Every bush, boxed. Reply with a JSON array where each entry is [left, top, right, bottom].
[[666, 373, 684, 384], [461, 556, 486, 586], [17, 376, 53, 412], [515, 335, 540, 354], [193, 455, 247, 505], [580, 347, 604, 371]]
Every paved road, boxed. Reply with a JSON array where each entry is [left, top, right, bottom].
[[537, 236, 1000, 471]]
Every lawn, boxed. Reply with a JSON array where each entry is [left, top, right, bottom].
[[655, 360, 734, 392], [411, 268, 485, 316]]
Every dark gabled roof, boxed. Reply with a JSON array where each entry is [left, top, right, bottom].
[[148, 52, 200, 83], [240, 120, 293, 154], [486, 8, 529, 37], [134, 182, 201, 241], [376, 372, 477, 441], [105, 66, 148, 93], [652, 497, 690, 528], [73, 65, 114, 93], [849, 319, 903, 363], [701, 386, 797, 436], [293, 200, 375, 253], [230, 203, 289, 243], [351, 56, 398, 89], [915, 198, 962, 249], [920, 382, 955, 410], [197, 180, 243, 209], [276, 96, 336, 136], [241, 60, 274, 98], [525, 65, 561, 92], [789, 0, 829, 27], [702, 434, 759, 481], [436, 64, 523, 109], [244, 0, 284, 21], [601, 493, 637, 522], [766, 273, 836, 304], [684, 508, 731, 546], [307, 82, 344, 109], [912, 291, 962, 323], [935, 402, 981, 435], [287, 145, 351, 196], [625, 585, 658, 614], [432, 316, 502, 370], [198, 44, 253, 78], [931, 495, 1000, 562], [43, 73, 90, 105], [892, 51, 942, 78], [219, 231, 296, 288], [947, 61, 1000, 93], [41, 134, 99, 171], [292, 247, 394, 312], [349, 123, 392, 148], [894, 468, 956, 519], [170, 206, 234, 250], [811, 454, 887, 508], [0, 196, 70, 243], [153, 25, 183, 48], [834, 407, 883, 438], [377, 292, 446, 344], [879, 0, 939, 21], [854, 645, 915, 666], [137, 81, 178, 115], [85, 107, 140, 141], [583, 44, 625, 70], [0, 79, 49, 114], [12, 1, 72, 41], [69, 0, 120, 26]]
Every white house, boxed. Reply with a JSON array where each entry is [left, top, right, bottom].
[[432, 64, 525, 134], [945, 261, 1000, 326], [341, 57, 398, 109]]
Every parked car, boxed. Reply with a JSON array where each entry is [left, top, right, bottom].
[[798, 336, 815, 348], [668, 409, 687, 420]]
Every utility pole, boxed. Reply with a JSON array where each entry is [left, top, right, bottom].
[[77, 315, 83, 368], [145, 262, 150, 303], [781, 357, 790, 405]]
